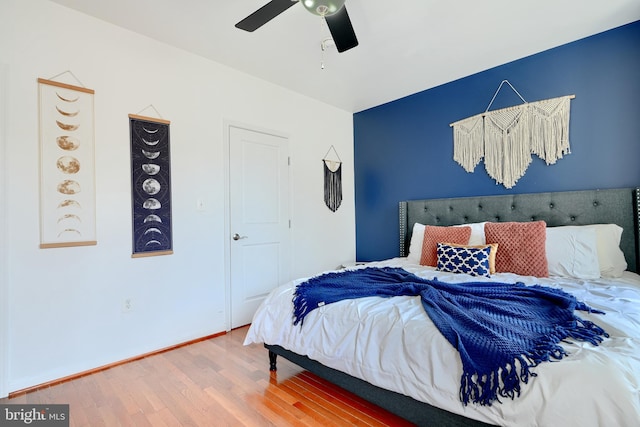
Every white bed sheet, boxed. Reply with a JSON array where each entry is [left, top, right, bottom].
[[244, 258, 640, 426]]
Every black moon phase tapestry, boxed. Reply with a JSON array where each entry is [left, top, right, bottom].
[[129, 114, 173, 257]]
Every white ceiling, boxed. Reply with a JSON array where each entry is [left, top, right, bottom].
[[49, 0, 640, 113]]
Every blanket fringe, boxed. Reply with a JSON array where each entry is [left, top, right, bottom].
[[459, 322, 608, 405], [292, 292, 312, 326]]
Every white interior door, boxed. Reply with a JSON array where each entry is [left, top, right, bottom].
[[228, 125, 290, 328]]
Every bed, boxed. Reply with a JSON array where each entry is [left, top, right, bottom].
[[244, 187, 640, 426]]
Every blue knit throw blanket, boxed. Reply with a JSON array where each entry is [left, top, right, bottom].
[[292, 267, 608, 406]]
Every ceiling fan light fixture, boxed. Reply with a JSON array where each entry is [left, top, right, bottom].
[[301, 0, 346, 17]]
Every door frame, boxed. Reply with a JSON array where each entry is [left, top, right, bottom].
[[0, 64, 9, 398], [222, 120, 293, 331]]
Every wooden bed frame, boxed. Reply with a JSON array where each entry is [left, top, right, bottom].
[[266, 187, 640, 426]]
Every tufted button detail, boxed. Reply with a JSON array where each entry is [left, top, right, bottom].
[[570, 216, 576, 221], [593, 201, 599, 206], [495, 216, 500, 221], [549, 203, 554, 208], [511, 205, 515, 210], [478, 205, 483, 210], [463, 216, 469, 221]]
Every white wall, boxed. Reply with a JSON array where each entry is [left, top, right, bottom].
[[0, 0, 355, 395]]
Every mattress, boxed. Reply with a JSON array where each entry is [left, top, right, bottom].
[[244, 258, 640, 426]]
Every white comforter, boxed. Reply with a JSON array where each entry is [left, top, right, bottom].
[[244, 258, 640, 427]]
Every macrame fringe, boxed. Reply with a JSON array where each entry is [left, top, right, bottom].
[[483, 106, 532, 189], [451, 95, 573, 189], [529, 96, 571, 164], [453, 115, 484, 172]]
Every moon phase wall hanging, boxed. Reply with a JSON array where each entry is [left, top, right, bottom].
[[38, 77, 97, 248], [129, 114, 173, 257], [323, 145, 342, 212]]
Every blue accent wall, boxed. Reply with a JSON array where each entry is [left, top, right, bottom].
[[354, 21, 640, 261]]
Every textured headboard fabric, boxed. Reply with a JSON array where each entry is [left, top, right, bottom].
[[399, 188, 640, 273]]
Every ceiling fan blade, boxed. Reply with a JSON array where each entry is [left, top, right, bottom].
[[325, 6, 358, 53], [235, 0, 298, 32]]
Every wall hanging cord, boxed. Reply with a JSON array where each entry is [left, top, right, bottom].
[[135, 104, 164, 120], [48, 70, 86, 88], [485, 80, 527, 112], [323, 145, 342, 163]]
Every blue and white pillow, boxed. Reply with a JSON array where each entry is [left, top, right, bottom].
[[436, 243, 492, 277]]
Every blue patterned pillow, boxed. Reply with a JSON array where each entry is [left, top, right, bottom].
[[436, 243, 492, 277]]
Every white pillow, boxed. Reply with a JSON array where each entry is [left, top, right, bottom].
[[546, 226, 601, 279], [587, 224, 627, 278], [546, 224, 627, 279], [455, 222, 487, 245], [407, 223, 425, 264]]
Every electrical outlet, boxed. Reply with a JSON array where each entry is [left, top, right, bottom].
[[123, 298, 132, 313]]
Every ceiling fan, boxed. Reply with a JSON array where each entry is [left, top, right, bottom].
[[235, 0, 359, 53]]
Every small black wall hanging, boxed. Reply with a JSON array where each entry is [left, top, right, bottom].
[[323, 145, 342, 212]]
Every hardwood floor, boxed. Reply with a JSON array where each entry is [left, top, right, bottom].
[[1, 326, 414, 426]]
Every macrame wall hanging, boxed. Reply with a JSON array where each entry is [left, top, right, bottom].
[[323, 146, 342, 212], [450, 80, 575, 189]]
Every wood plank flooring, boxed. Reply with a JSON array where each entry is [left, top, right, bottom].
[[1, 326, 414, 426]]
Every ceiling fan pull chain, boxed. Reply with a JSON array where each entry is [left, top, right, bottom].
[[320, 17, 327, 69]]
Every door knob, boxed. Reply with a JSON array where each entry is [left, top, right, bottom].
[[233, 233, 247, 241]]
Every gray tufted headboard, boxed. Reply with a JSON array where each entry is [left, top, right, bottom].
[[399, 188, 640, 273]]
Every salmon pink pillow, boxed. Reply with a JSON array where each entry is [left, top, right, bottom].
[[485, 221, 548, 277], [420, 225, 471, 266]]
